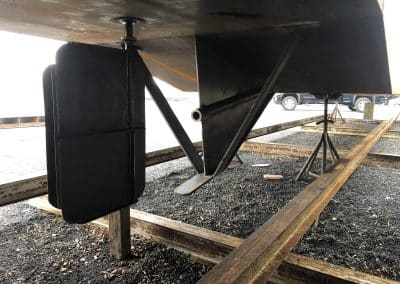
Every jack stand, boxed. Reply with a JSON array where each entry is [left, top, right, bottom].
[[328, 102, 345, 124], [296, 94, 340, 181]]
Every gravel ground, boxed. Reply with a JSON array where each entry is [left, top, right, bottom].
[[390, 122, 400, 132], [136, 154, 308, 237], [373, 138, 400, 155], [295, 165, 400, 280], [0, 203, 209, 284], [1, 120, 399, 282], [135, 150, 400, 280]]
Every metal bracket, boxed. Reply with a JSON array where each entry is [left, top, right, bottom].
[[214, 34, 299, 176], [328, 103, 345, 124], [140, 61, 204, 174], [174, 174, 212, 195]]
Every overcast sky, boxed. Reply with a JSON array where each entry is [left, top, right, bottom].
[[0, 31, 190, 118], [0, 31, 63, 117]]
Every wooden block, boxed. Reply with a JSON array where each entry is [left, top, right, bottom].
[[263, 174, 284, 180], [109, 207, 131, 260], [251, 163, 271, 167]]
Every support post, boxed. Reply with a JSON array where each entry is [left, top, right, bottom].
[[107, 16, 144, 260], [142, 64, 204, 173], [109, 207, 131, 259], [322, 95, 329, 173]]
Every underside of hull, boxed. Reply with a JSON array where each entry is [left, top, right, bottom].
[[0, 0, 391, 93]]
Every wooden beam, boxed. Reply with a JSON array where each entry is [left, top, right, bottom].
[[333, 118, 400, 125], [3, 140, 399, 209], [146, 115, 323, 165], [28, 197, 398, 284], [246, 115, 323, 140], [145, 142, 202, 167], [302, 124, 400, 139], [1, 116, 324, 207], [0, 175, 47, 207], [0, 116, 44, 129], [0, 122, 45, 129], [0, 143, 197, 207], [200, 116, 398, 283], [240, 142, 400, 169]]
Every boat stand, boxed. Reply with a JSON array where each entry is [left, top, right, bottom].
[[296, 94, 340, 181]]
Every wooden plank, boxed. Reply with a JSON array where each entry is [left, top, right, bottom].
[[0, 116, 44, 129], [301, 124, 400, 139], [109, 207, 131, 259], [0, 175, 47, 207], [246, 115, 323, 140], [3, 139, 399, 209], [147, 115, 323, 165], [343, 118, 400, 126], [200, 117, 398, 283], [28, 196, 398, 284], [1, 116, 323, 207], [174, 174, 213, 194], [0, 144, 198, 207], [0, 122, 45, 129], [240, 142, 400, 169], [145, 142, 202, 166], [129, 208, 239, 263]]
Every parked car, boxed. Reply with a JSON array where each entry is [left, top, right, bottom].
[[273, 93, 391, 112]]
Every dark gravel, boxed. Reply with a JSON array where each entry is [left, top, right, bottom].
[[135, 154, 309, 237], [390, 123, 400, 132], [0, 203, 209, 284], [294, 165, 400, 280], [1, 130, 399, 282], [373, 138, 400, 155], [133, 135, 400, 281]]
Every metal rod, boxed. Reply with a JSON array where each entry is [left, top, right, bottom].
[[295, 136, 323, 180], [321, 95, 328, 173], [192, 91, 258, 122], [123, 19, 146, 201], [109, 17, 144, 260], [141, 61, 204, 174], [214, 34, 299, 176], [235, 154, 243, 164], [327, 134, 340, 160]]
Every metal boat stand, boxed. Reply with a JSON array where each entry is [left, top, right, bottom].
[[296, 94, 340, 181], [328, 102, 345, 124]]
